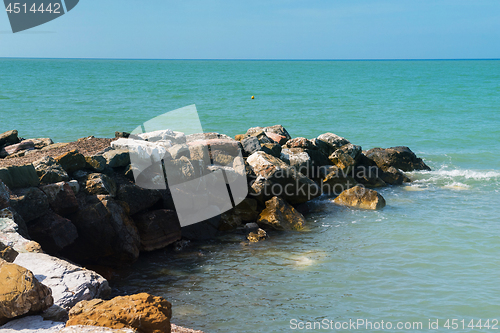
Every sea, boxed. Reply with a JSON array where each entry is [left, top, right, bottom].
[[1, 59, 499, 332]]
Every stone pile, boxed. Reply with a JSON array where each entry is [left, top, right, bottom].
[[0, 125, 430, 332]]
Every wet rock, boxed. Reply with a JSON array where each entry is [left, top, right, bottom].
[[10, 187, 49, 223], [321, 168, 358, 195], [133, 209, 181, 252], [0, 130, 19, 148], [0, 241, 18, 262], [33, 157, 70, 184], [0, 315, 64, 332], [247, 228, 268, 242], [40, 182, 79, 216], [116, 184, 161, 216], [218, 211, 242, 231], [365, 146, 431, 172], [85, 155, 107, 172], [14, 253, 111, 322], [66, 293, 172, 333], [353, 166, 387, 188], [27, 211, 78, 253], [55, 150, 86, 173], [379, 166, 411, 185], [257, 197, 306, 231], [0, 164, 40, 189], [181, 211, 221, 240], [82, 173, 117, 197], [247, 151, 321, 204], [0, 260, 53, 325], [233, 198, 259, 222], [333, 185, 386, 210], [66, 199, 140, 265], [0, 140, 35, 158], [103, 149, 130, 168]]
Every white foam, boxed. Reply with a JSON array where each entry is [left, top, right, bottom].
[[415, 168, 500, 180]]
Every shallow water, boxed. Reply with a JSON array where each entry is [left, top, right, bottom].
[[1, 59, 499, 332]]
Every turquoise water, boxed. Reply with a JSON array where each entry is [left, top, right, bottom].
[[1, 59, 499, 332]]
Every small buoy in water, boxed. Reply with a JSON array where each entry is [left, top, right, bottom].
[[251, 96, 254, 99]]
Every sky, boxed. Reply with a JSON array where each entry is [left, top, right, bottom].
[[0, 0, 499, 59]]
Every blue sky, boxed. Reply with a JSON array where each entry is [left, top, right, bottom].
[[1, 0, 499, 59]]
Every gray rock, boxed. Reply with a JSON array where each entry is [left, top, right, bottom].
[[365, 146, 431, 172], [59, 326, 137, 332], [168, 144, 190, 159], [29, 138, 54, 150], [0, 164, 40, 189], [241, 136, 262, 155], [14, 253, 111, 321], [0, 211, 32, 253], [0, 315, 64, 332], [40, 182, 79, 216], [316, 133, 350, 156], [33, 157, 70, 184], [0, 179, 10, 209], [185, 132, 233, 143], [103, 149, 130, 168]]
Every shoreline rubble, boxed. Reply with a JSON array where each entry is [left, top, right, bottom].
[[0, 125, 430, 332]]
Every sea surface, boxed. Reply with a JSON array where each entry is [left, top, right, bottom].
[[1, 59, 499, 332]]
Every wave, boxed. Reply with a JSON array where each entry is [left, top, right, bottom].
[[407, 167, 500, 189]]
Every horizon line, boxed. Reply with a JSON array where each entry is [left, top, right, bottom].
[[1, 57, 500, 61]]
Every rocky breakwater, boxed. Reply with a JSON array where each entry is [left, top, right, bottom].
[[0, 126, 430, 332]]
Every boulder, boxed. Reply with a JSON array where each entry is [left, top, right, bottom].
[[240, 136, 262, 156], [353, 166, 386, 188], [280, 148, 311, 172], [42, 143, 71, 151], [218, 211, 242, 231], [0, 212, 33, 253], [316, 133, 350, 156], [115, 131, 131, 138], [181, 212, 221, 240], [168, 144, 190, 159], [246, 125, 291, 145], [283, 137, 315, 150], [333, 185, 386, 210], [0, 241, 18, 262], [264, 132, 287, 145], [0, 141, 35, 158], [247, 151, 321, 204], [0, 260, 53, 325], [257, 196, 306, 231], [14, 253, 111, 321], [247, 228, 268, 242], [85, 155, 107, 172], [40, 182, 79, 216], [321, 168, 358, 195], [261, 142, 282, 157], [0, 164, 40, 189], [232, 198, 259, 223], [29, 138, 54, 150], [364, 146, 431, 172], [263, 125, 291, 142], [329, 149, 357, 172], [138, 130, 186, 144], [185, 132, 233, 143], [59, 326, 137, 332], [103, 150, 130, 168], [55, 150, 87, 173], [133, 210, 181, 252], [33, 157, 70, 184], [27, 211, 78, 253], [116, 184, 162, 216], [66, 199, 140, 265], [66, 293, 172, 333], [0, 130, 19, 148], [10, 187, 49, 223], [82, 173, 117, 197], [379, 166, 411, 185], [0, 315, 64, 332]]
